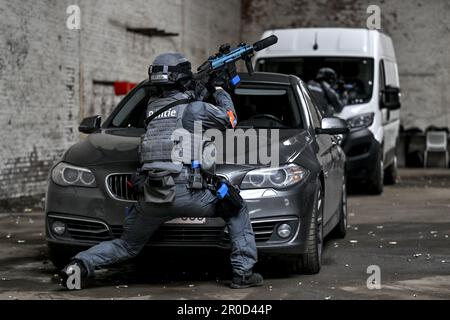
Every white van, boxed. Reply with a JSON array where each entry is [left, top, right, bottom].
[[255, 28, 402, 194]]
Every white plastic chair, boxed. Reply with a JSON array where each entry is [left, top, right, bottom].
[[424, 131, 449, 168]]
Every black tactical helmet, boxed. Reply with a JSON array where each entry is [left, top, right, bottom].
[[316, 68, 338, 85], [148, 53, 193, 85]]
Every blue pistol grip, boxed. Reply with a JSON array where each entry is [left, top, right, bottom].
[[217, 183, 229, 200], [231, 75, 241, 86], [191, 160, 201, 169]]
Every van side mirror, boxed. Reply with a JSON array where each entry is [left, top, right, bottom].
[[381, 86, 401, 110], [79, 116, 101, 134], [316, 117, 349, 135]]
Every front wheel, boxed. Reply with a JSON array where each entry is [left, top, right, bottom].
[[367, 148, 384, 195], [384, 155, 398, 185], [291, 183, 324, 274]]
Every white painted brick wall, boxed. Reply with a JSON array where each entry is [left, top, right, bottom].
[[0, 0, 241, 200], [4, 0, 446, 201]]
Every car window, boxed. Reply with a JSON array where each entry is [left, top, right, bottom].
[[105, 82, 305, 130], [231, 85, 303, 129], [106, 85, 155, 128], [112, 88, 148, 127], [300, 82, 322, 128], [379, 60, 386, 93], [383, 60, 399, 87]]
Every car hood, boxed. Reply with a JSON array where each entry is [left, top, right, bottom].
[[63, 129, 143, 166], [63, 128, 313, 171]]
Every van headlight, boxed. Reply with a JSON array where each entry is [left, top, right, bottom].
[[347, 113, 375, 129], [51, 163, 97, 188], [241, 164, 308, 190]]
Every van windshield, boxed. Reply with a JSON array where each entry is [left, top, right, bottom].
[[256, 57, 374, 106]]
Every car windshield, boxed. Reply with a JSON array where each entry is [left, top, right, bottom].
[[231, 86, 303, 129], [256, 57, 374, 106], [105, 83, 303, 129]]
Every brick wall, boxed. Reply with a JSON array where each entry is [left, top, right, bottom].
[[0, 0, 241, 201], [2, 0, 447, 202], [241, 0, 450, 132]]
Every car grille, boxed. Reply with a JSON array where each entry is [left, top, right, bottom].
[[223, 220, 278, 243], [48, 215, 112, 242], [49, 216, 298, 245], [251, 220, 278, 242], [106, 174, 138, 202], [111, 219, 286, 245], [111, 226, 226, 245]]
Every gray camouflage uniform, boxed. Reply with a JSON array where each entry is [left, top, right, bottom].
[[75, 89, 258, 277]]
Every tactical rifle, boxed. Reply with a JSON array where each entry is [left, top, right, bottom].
[[193, 35, 278, 98]]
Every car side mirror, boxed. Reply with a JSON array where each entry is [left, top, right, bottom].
[[381, 86, 401, 110], [316, 117, 349, 135], [79, 116, 101, 134]]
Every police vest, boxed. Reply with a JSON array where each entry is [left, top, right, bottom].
[[140, 92, 204, 172]]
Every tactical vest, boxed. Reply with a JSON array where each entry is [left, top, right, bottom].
[[140, 92, 203, 173]]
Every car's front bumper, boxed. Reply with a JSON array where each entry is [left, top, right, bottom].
[[342, 128, 381, 182], [46, 178, 318, 257]]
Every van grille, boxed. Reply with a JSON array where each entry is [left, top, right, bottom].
[[106, 174, 138, 202]]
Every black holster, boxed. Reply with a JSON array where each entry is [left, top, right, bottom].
[[143, 170, 176, 204], [212, 178, 245, 218]]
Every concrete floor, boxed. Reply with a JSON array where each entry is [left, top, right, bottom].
[[0, 169, 449, 300]]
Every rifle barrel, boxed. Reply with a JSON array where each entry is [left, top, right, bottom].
[[253, 35, 278, 52]]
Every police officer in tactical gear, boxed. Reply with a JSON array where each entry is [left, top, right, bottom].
[[60, 53, 263, 290], [308, 68, 347, 116]]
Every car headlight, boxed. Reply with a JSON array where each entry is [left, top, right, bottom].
[[51, 163, 97, 188], [241, 164, 308, 190], [347, 113, 375, 129]]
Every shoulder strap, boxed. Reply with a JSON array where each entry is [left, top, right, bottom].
[[145, 99, 194, 127]]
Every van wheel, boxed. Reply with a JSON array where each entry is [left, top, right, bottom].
[[384, 155, 398, 185], [368, 150, 384, 195], [291, 183, 324, 274], [330, 177, 348, 239]]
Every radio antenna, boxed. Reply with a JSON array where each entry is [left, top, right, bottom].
[[313, 32, 319, 51]]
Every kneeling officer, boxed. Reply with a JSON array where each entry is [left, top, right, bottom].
[[60, 53, 263, 290]]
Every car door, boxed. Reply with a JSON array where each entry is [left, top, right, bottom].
[[379, 59, 399, 166], [299, 83, 337, 224], [330, 135, 346, 208]]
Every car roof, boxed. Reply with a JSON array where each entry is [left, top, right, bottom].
[[137, 72, 298, 87], [238, 72, 296, 85]]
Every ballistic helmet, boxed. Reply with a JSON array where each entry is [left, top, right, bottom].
[[316, 68, 337, 85], [148, 53, 192, 85]]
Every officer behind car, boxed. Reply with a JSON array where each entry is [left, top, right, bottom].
[[60, 53, 263, 290], [308, 68, 347, 116]]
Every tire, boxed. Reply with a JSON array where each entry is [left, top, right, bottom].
[[367, 148, 384, 195], [384, 155, 398, 185], [330, 177, 348, 239], [48, 244, 74, 269], [291, 183, 324, 274]]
